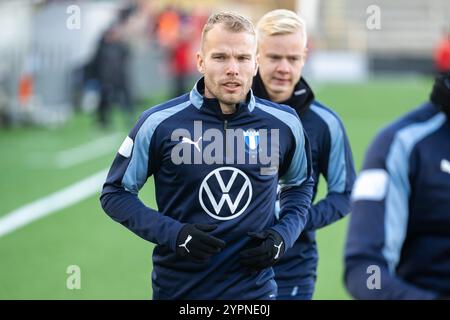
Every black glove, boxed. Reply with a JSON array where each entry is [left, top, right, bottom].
[[176, 224, 226, 263], [239, 230, 285, 271]]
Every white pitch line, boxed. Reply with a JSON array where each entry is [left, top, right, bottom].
[[0, 169, 109, 238], [55, 133, 123, 169]]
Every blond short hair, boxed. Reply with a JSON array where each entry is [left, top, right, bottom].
[[256, 9, 307, 47], [201, 12, 255, 49]]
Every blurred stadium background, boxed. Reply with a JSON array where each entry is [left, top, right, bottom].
[[0, 0, 448, 299]]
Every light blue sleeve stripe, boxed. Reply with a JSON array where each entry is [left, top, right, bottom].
[[311, 104, 346, 193], [383, 113, 446, 273], [122, 101, 191, 193], [255, 102, 307, 189]]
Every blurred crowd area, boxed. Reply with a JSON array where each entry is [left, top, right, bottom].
[[0, 0, 449, 128], [0, 0, 214, 128]]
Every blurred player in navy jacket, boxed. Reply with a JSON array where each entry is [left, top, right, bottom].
[[253, 9, 356, 300], [345, 71, 450, 299]]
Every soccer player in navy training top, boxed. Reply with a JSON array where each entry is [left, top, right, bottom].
[[345, 71, 450, 299], [100, 12, 314, 299], [252, 9, 356, 300]]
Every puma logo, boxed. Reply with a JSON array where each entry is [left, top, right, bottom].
[[178, 235, 192, 253], [441, 159, 450, 175], [274, 241, 283, 259], [181, 137, 202, 152]]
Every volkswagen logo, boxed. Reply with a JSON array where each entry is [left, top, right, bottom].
[[199, 167, 252, 220]]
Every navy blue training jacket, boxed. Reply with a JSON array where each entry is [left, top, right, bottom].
[[345, 102, 450, 299], [100, 78, 314, 299]]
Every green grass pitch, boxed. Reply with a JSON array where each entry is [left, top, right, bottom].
[[0, 77, 432, 299]]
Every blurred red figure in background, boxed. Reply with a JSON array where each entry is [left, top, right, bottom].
[[18, 74, 33, 107], [170, 26, 193, 97], [434, 29, 450, 73]]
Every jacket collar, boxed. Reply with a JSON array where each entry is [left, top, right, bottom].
[[190, 77, 256, 117]]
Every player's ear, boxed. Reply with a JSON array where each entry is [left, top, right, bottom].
[[254, 53, 259, 76], [197, 51, 205, 74]]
